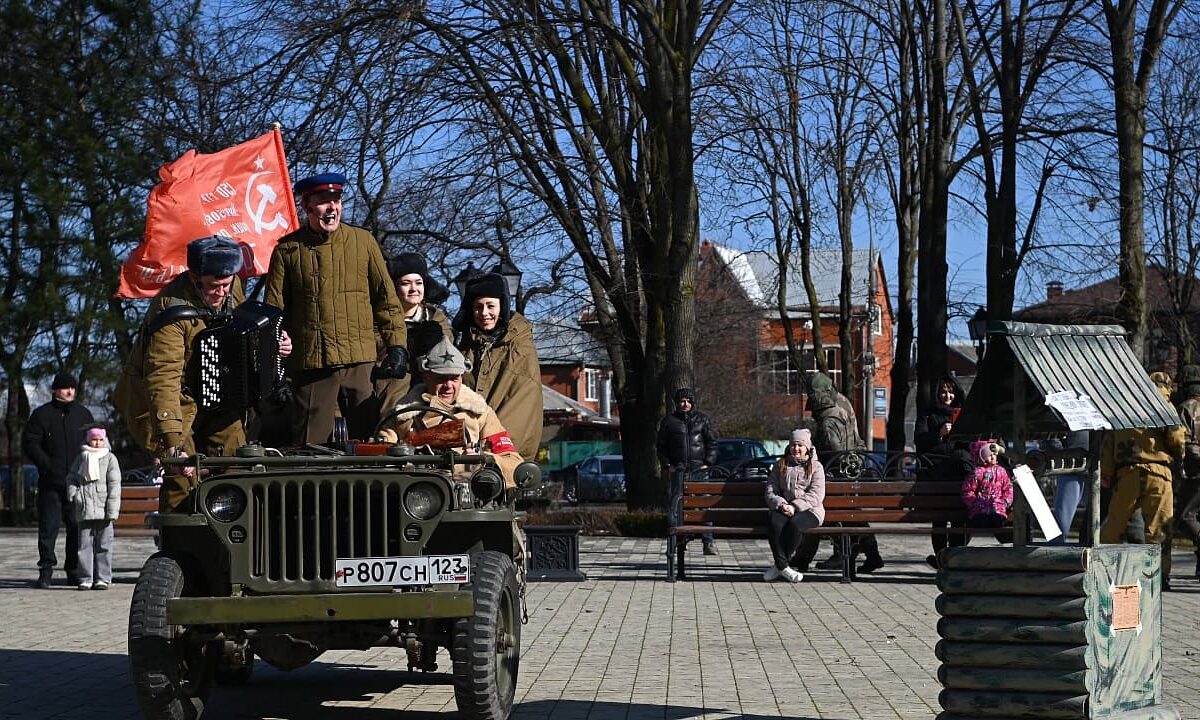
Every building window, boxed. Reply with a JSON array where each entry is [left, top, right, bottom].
[[760, 348, 840, 395], [583, 368, 600, 402]]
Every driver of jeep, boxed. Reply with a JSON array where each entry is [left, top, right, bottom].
[[376, 337, 523, 490]]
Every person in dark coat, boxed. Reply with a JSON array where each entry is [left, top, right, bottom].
[[915, 374, 970, 568], [657, 387, 720, 554], [23, 372, 94, 588]]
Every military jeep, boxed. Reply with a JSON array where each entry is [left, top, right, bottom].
[[128, 435, 536, 720]]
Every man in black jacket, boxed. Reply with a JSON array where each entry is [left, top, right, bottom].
[[657, 387, 719, 554], [23, 372, 95, 588]]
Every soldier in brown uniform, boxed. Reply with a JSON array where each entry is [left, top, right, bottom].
[[264, 173, 409, 443], [1100, 374, 1185, 588], [114, 236, 293, 511], [455, 272, 542, 460]]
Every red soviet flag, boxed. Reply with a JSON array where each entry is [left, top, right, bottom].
[[116, 128, 298, 298]]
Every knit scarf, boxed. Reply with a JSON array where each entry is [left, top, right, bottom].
[[81, 444, 109, 483]]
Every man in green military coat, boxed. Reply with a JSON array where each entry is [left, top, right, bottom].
[[265, 172, 409, 443], [114, 236, 293, 511]]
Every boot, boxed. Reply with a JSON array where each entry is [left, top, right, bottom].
[[35, 568, 52, 589]]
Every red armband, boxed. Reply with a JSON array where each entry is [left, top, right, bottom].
[[486, 431, 515, 454]]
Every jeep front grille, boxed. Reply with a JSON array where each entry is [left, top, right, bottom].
[[249, 477, 405, 582]]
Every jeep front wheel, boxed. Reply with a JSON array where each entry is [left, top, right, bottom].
[[128, 555, 214, 720], [451, 551, 521, 719]]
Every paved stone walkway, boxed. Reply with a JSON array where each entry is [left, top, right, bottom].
[[0, 529, 1198, 719]]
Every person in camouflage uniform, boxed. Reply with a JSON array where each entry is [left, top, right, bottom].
[[1175, 365, 1200, 580], [114, 236, 292, 512], [805, 372, 885, 574], [1100, 372, 1185, 588]]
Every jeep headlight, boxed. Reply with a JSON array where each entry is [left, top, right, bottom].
[[404, 482, 443, 520], [205, 485, 246, 523]]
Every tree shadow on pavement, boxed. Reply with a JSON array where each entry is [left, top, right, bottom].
[[0, 649, 837, 720]]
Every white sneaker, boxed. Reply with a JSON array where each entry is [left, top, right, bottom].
[[93, 581, 109, 590], [77, 582, 93, 591], [780, 567, 803, 583], [763, 566, 782, 582]]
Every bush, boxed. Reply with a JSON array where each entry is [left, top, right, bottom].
[[523, 508, 668, 538]]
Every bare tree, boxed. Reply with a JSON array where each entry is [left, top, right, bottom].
[[1102, 0, 1185, 359]]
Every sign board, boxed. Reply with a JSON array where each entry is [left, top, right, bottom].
[[1012, 464, 1062, 542], [1044, 390, 1113, 431], [1112, 584, 1141, 632]]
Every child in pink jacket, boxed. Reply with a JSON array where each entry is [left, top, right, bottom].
[[961, 439, 1013, 531]]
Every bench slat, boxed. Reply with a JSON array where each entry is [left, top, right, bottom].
[[681, 482, 765, 495], [823, 495, 964, 510], [684, 509, 768, 524], [825, 509, 970, 523], [824, 481, 962, 495]]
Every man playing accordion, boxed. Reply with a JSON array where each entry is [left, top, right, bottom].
[[114, 236, 293, 511]]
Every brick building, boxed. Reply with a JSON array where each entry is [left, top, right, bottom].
[[696, 242, 895, 449]]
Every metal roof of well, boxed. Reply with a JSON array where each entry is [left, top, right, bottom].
[[954, 321, 1179, 436]]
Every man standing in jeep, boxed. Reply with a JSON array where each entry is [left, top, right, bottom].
[[265, 172, 409, 444], [657, 387, 720, 555]]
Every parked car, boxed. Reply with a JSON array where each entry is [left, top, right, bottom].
[[0, 464, 39, 509], [563, 454, 626, 504], [710, 438, 775, 481]]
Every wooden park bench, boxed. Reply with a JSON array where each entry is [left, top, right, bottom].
[[667, 459, 979, 582], [115, 484, 159, 538]]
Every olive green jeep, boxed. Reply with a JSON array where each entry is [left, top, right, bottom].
[[127, 435, 538, 720]]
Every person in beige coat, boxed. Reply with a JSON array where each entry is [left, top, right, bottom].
[[764, 428, 826, 583], [454, 272, 542, 460], [265, 172, 409, 443]]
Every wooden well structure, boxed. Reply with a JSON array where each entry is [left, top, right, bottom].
[[938, 322, 1179, 720]]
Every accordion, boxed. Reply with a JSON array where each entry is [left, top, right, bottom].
[[196, 301, 285, 411]]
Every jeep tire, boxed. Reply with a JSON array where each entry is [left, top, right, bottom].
[[451, 551, 521, 719], [129, 555, 213, 720]]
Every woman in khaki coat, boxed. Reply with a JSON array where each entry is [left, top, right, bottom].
[[373, 253, 453, 420], [454, 272, 542, 460]]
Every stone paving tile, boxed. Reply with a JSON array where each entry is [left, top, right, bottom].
[[0, 529, 1198, 718]]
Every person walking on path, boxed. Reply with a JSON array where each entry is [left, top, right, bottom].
[[657, 387, 720, 555], [23, 371, 94, 588], [265, 172, 409, 444], [1176, 365, 1200, 579], [764, 428, 825, 583], [67, 426, 121, 590]]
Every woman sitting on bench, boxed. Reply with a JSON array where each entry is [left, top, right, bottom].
[[764, 429, 826, 583]]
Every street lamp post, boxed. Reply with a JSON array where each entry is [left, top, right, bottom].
[[491, 259, 523, 304], [968, 307, 989, 361]]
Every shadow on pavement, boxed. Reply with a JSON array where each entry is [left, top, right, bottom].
[[0, 649, 833, 720]]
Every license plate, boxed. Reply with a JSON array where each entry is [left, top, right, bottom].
[[334, 555, 470, 588]]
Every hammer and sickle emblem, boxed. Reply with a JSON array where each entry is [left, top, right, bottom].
[[245, 171, 291, 235]]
